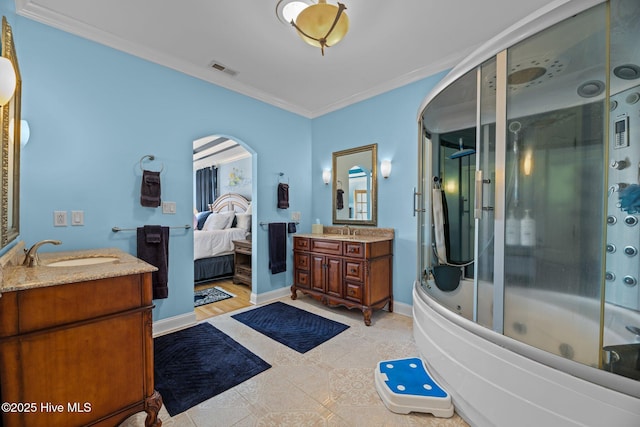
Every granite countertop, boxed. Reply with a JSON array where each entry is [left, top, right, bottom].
[[1, 247, 157, 294], [294, 233, 393, 243]]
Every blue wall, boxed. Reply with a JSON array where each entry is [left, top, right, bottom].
[[5, 3, 312, 321], [311, 72, 448, 304], [3, 0, 447, 319]]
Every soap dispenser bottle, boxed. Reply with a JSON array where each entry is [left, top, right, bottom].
[[505, 209, 520, 246], [520, 209, 536, 247]]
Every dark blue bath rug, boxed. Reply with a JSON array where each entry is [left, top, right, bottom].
[[231, 301, 350, 353], [154, 322, 271, 416]]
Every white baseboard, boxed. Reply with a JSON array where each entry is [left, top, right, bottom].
[[152, 290, 412, 337], [250, 286, 291, 305], [392, 299, 412, 318], [152, 312, 197, 337]]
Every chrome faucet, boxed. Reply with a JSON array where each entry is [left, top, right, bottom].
[[23, 240, 62, 267], [341, 225, 350, 235]]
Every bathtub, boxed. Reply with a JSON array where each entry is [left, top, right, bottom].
[[413, 282, 640, 426]]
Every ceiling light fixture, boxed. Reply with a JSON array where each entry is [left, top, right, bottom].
[[278, 0, 349, 56]]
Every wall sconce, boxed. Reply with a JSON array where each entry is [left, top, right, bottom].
[[0, 56, 16, 105], [380, 160, 392, 179], [322, 168, 331, 185], [21, 120, 30, 146], [9, 119, 30, 145]]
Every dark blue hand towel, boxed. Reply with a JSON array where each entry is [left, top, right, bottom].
[[137, 225, 170, 299], [268, 222, 287, 274]]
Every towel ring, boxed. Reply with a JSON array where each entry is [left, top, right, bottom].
[[278, 172, 289, 184], [139, 154, 164, 173]]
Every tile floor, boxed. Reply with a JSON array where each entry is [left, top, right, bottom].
[[121, 296, 469, 427]]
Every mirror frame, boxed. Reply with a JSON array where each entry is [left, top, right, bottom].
[[332, 143, 377, 226], [1, 17, 20, 248]]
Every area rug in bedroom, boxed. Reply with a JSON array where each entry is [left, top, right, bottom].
[[154, 322, 271, 416], [194, 286, 234, 307], [231, 301, 350, 353]]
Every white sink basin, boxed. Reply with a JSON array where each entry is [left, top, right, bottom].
[[45, 256, 119, 267]]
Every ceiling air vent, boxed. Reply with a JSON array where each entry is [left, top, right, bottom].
[[209, 61, 238, 77]]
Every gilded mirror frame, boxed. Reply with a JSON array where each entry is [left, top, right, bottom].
[[1, 17, 20, 248], [332, 143, 377, 226]]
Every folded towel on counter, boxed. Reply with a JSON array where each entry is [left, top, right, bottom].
[[268, 222, 287, 274], [277, 183, 289, 209], [141, 170, 161, 207], [137, 225, 170, 299]]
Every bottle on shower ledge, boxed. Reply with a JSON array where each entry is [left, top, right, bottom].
[[520, 209, 536, 247], [505, 209, 520, 246]]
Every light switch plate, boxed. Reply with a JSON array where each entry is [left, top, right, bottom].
[[162, 201, 176, 214], [71, 210, 84, 226], [291, 211, 301, 221]]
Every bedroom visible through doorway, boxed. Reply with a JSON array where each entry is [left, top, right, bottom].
[[193, 135, 255, 318]]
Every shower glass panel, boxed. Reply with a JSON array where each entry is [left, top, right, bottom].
[[503, 5, 606, 365], [420, 68, 477, 317]]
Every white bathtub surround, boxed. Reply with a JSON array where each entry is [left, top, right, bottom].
[[413, 283, 640, 426]]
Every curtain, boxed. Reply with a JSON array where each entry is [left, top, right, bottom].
[[195, 166, 217, 212]]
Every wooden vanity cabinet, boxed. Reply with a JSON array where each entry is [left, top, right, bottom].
[[291, 236, 393, 325], [0, 273, 161, 427]]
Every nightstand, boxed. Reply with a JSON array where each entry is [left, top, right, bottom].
[[232, 239, 252, 286]]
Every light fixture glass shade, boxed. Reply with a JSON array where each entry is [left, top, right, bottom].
[[322, 168, 331, 184], [294, 0, 349, 54], [380, 160, 392, 178], [21, 120, 30, 146], [0, 56, 16, 105]]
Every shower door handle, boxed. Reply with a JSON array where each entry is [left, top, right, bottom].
[[413, 187, 425, 217], [475, 170, 483, 219]]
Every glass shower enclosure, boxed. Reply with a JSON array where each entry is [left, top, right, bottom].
[[418, 0, 640, 391]]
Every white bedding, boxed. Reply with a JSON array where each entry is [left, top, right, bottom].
[[194, 228, 249, 261]]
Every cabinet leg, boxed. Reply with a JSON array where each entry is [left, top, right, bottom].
[[363, 308, 372, 326], [388, 298, 394, 313], [290, 285, 298, 300], [145, 390, 163, 427]]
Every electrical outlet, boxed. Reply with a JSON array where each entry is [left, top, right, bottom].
[[291, 211, 301, 221], [71, 210, 84, 226], [162, 201, 176, 214], [54, 211, 67, 227]]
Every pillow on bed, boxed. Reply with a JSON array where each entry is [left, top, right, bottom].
[[195, 211, 212, 230], [235, 213, 251, 231], [202, 211, 235, 230]]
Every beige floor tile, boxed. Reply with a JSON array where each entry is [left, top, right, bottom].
[[121, 295, 469, 427]]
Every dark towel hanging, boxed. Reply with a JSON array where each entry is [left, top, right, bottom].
[[137, 225, 170, 299], [287, 222, 297, 233], [268, 222, 287, 274], [336, 189, 344, 210], [141, 170, 161, 207], [277, 183, 289, 209]]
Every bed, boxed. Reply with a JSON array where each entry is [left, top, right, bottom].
[[194, 193, 251, 283]]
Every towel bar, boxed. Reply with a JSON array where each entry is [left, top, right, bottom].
[[112, 224, 191, 232]]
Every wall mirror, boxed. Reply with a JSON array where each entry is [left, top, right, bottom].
[[332, 143, 377, 226], [1, 17, 21, 249]]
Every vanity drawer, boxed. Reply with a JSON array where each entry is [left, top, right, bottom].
[[294, 237, 310, 251], [294, 253, 310, 270], [344, 242, 364, 258], [310, 239, 343, 255], [295, 270, 310, 288], [344, 260, 364, 282], [345, 282, 363, 302]]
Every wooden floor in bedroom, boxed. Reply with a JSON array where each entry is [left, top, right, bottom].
[[194, 279, 253, 321]]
